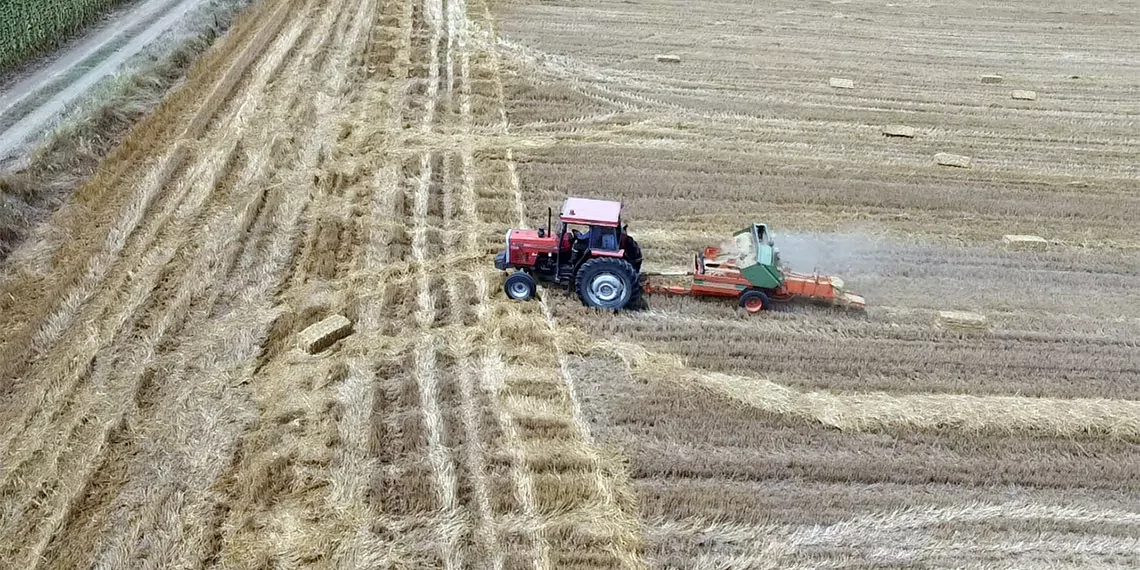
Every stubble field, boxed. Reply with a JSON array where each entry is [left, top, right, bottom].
[[501, 0, 1140, 567], [0, 0, 1138, 568]]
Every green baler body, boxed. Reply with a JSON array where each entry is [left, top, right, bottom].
[[731, 224, 784, 289]]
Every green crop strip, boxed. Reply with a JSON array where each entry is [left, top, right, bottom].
[[0, 0, 130, 74]]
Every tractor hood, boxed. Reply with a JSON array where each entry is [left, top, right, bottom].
[[507, 228, 560, 252], [498, 228, 560, 270], [507, 228, 549, 242]]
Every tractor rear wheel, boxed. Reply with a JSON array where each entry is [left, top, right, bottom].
[[576, 257, 640, 310], [504, 272, 536, 301], [623, 235, 643, 272], [739, 289, 770, 313]]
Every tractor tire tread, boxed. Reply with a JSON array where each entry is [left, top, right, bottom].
[[505, 272, 537, 301], [575, 257, 641, 310], [623, 235, 644, 272]]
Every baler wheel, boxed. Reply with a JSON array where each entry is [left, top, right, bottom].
[[739, 289, 770, 313], [504, 272, 536, 301]]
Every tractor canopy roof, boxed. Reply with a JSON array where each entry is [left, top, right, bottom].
[[560, 197, 622, 227]]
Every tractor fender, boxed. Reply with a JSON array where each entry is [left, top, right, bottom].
[[588, 249, 625, 258], [494, 250, 510, 270]]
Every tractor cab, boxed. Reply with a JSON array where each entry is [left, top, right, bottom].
[[555, 197, 626, 262], [494, 197, 644, 310]]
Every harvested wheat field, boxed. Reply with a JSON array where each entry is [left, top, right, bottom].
[[1, 0, 1138, 568]]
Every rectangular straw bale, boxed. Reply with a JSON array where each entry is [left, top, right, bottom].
[[980, 74, 1004, 84], [1011, 90, 1037, 100], [829, 77, 855, 89], [654, 54, 681, 63], [882, 125, 916, 138], [299, 314, 354, 354], [934, 153, 971, 168], [937, 310, 988, 330], [1002, 234, 1048, 252]]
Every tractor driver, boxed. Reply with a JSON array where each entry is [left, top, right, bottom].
[[565, 225, 591, 265], [571, 226, 591, 244]]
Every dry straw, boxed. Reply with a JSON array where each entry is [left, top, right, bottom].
[[185, 0, 293, 139], [936, 310, 988, 330], [829, 77, 855, 89], [882, 125, 916, 138], [590, 337, 1140, 441], [1002, 234, 1048, 252], [934, 153, 971, 168], [298, 314, 353, 353]]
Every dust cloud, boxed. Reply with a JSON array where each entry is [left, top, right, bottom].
[[772, 229, 895, 278]]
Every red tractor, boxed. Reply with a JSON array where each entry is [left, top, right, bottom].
[[494, 197, 644, 310]]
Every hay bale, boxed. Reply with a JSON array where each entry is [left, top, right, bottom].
[[829, 77, 855, 89], [654, 54, 681, 63], [1002, 234, 1048, 252], [934, 153, 971, 168], [299, 314, 353, 354], [980, 74, 1004, 84], [1011, 90, 1037, 100], [882, 125, 916, 138], [937, 310, 988, 330]]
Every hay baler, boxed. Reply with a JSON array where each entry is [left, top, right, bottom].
[[492, 196, 864, 312], [641, 223, 865, 312]]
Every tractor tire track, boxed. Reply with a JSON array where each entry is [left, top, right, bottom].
[[409, 0, 464, 565], [447, 0, 511, 566], [437, 0, 502, 565], [330, 0, 436, 565], [462, 0, 554, 567]]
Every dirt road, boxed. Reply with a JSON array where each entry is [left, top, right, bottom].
[[0, 0, 208, 163]]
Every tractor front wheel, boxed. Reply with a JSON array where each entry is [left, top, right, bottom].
[[576, 257, 640, 310], [739, 289, 770, 313], [504, 272, 536, 301]]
